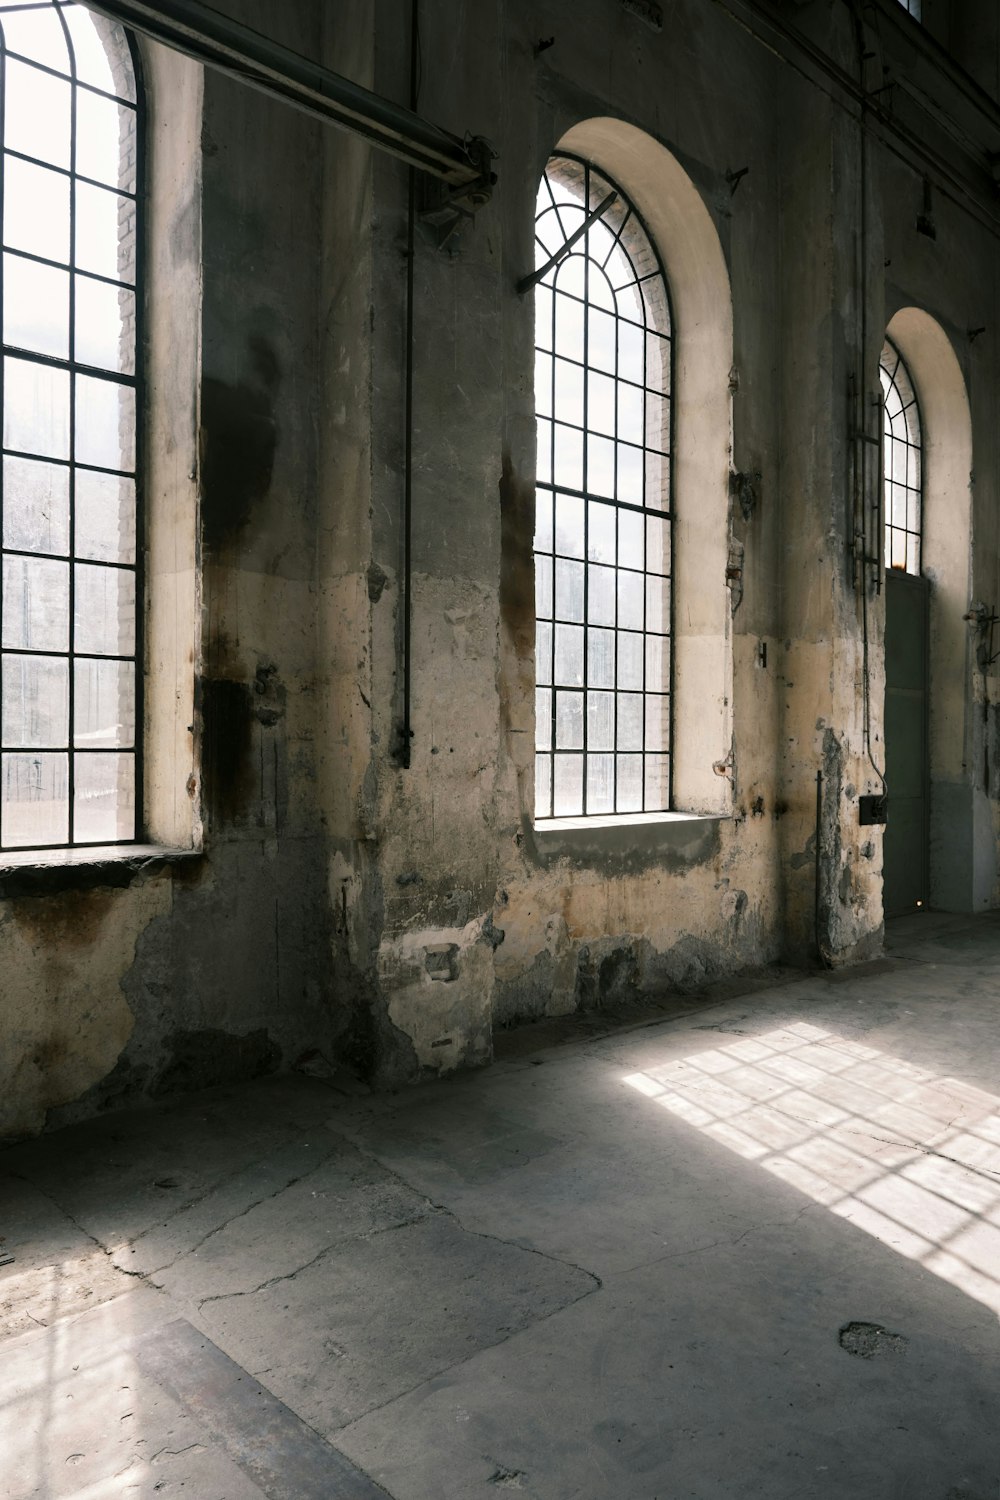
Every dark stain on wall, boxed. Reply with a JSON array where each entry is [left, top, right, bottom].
[[152, 1027, 280, 1098], [498, 451, 535, 656], [199, 335, 280, 550], [8, 886, 117, 950], [200, 676, 255, 824]]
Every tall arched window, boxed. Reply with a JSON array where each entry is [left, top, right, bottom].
[[880, 337, 922, 574], [1, 1, 141, 850], [533, 153, 673, 820]]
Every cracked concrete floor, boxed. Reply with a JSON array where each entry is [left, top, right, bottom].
[[4, 911, 1000, 1499]]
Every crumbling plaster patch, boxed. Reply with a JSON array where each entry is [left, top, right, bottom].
[[379, 916, 495, 1074]]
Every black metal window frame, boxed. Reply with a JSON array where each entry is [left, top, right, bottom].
[[533, 151, 675, 820], [879, 336, 922, 577], [0, 0, 145, 851]]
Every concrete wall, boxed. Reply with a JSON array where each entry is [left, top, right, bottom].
[[3, 0, 1000, 1137]]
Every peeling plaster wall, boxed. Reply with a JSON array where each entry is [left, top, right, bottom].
[[4, 0, 1000, 1137]]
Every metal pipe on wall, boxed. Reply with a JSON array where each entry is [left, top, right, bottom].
[[84, 0, 495, 198]]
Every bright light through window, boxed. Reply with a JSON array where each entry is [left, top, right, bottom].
[[533, 154, 673, 820], [0, 0, 141, 849]]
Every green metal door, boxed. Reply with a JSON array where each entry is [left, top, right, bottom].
[[883, 569, 930, 916]]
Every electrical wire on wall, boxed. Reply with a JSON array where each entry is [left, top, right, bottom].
[[398, 0, 421, 769], [850, 0, 887, 799]]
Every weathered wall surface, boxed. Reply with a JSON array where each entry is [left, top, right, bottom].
[[4, 0, 1000, 1137]]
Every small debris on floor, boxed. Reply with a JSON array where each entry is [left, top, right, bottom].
[[0, 1254, 14, 1268], [838, 1321, 908, 1359]]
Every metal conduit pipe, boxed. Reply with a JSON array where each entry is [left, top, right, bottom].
[[84, 0, 495, 199]]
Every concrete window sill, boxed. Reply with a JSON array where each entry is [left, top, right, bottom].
[[531, 811, 727, 863], [0, 844, 202, 897]]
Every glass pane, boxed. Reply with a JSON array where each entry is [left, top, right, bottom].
[[587, 563, 615, 627], [646, 515, 669, 574], [644, 753, 669, 811], [890, 528, 906, 570], [534, 752, 551, 819], [587, 372, 615, 437], [3, 57, 71, 168], [535, 351, 552, 418], [587, 307, 616, 373], [76, 91, 137, 191], [617, 443, 642, 506], [618, 570, 644, 631], [535, 688, 551, 752], [618, 631, 643, 690], [4, 155, 70, 261], [645, 695, 669, 752], [645, 634, 666, 689], [1, 750, 68, 846], [587, 627, 615, 688], [616, 753, 642, 813], [76, 470, 136, 563], [587, 691, 614, 752], [536, 622, 552, 685], [555, 689, 583, 749], [2, 653, 68, 747], [74, 658, 135, 747], [553, 623, 583, 686], [553, 753, 583, 816], [534, 285, 553, 351], [646, 576, 670, 639], [75, 180, 134, 281], [553, 358, 583, 428], [586, 434, 615, 498], [619, 508, 643, 570], [4, 253, 69, 358], [2, 554, 69, 650], [75, 374, 136, 470], [617, 381, 643, 447], [645, 449, 669, 511], [74, 562, 135, 655], [3, 456, 70, 555], [73, 750, 133, 841], [586, 753, 614, 814], [534, 490, 553, 553], [555, 557, 584, 622], [645, 392, 669, 453], [554, 492, 584, 559], [587, 500, 615, 564], [534, 553, 553, 618], [553, 424, 582, 491], [554, 291, 584, 363], [75, 276, 136, 375], [63, 10, 135, 101], [646, 331, 670, 395], [618, 693, 643, 752], [4, 356, 70, 459], [617, 320, 644, 385], [536, 418, 552, 485], [0, 8, 69, 70]]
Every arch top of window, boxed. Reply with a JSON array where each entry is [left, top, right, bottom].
[[0, 2, 136, 102], [534, 153, 672, 344], [880, 336, 923, 576]]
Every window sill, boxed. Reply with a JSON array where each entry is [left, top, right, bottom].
[[0, 844, 202, 898], [530, 810, 726, 866]]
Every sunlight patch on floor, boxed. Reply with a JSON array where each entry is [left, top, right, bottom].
[[624, 1022, 1000, 1313]]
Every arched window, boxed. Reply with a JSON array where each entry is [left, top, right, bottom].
[[533, 153, 673, 819], [880, 337, 922, 574], [0, 1, 141, 849]]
